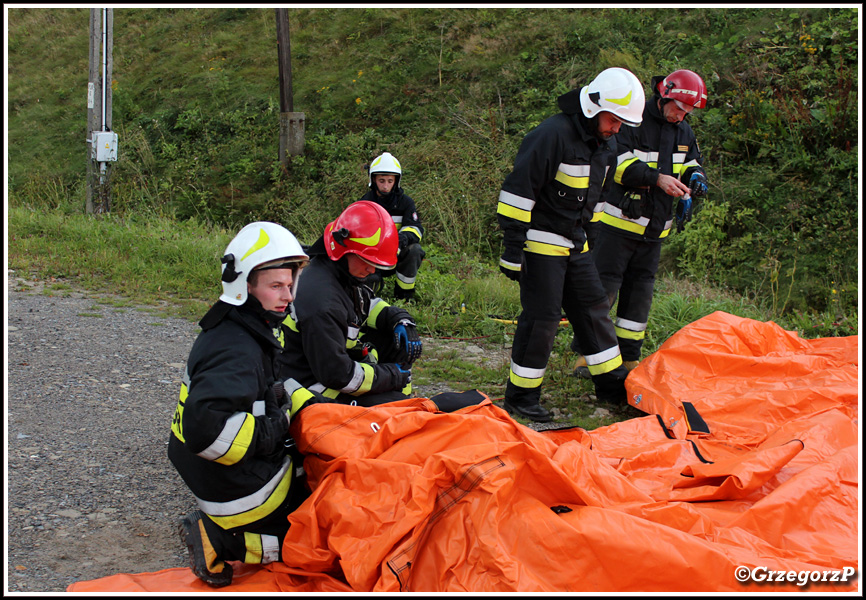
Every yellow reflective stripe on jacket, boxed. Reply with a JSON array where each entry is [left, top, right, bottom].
[[615, 149, 659, 184], [600, 208, 649, 235], [499, 257, 522, 272], [497, 190, 534, 223], [198, 411, 255, 466], [284, 378, 318, 416], [346, 325, 360, 347], [401, 225, 423, 240], [584, 345, 623, 376], [199, 457, 292, 530], [554, 163, 590, 189], [368, 298, 389, 328], [351, 363, 376, 396], [525, 240, 570, 256], [601, 204, 674, 239], [309, 383, 341, 399], [170, 384, 188, 442], [523, 229, 588, 256], [683, 157, 701, 170], [509, 361, 545, 389], [310, 362, 375, 397]]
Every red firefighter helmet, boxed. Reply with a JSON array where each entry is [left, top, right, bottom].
[[657, 69, 707, 109], [324, 201, 399, 268]]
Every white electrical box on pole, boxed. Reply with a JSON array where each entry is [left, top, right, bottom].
[[86, 8, 117, 214]]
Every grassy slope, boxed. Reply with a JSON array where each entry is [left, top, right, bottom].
[[6, 7, 859, 426]]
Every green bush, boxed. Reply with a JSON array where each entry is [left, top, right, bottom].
[[6, 7, 858, 328]]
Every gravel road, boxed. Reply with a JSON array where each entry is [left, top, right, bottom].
[[6, 275, 199, 592], [6, 272, 546, 592]]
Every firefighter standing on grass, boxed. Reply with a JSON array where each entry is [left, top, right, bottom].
[[497, 67, 644, 422], [357, 152, 426, 301], [168, 222, 324, 588], [576, 69, 709, 375]]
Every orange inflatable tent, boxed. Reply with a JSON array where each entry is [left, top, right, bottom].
[[68, 312, 860, 593]]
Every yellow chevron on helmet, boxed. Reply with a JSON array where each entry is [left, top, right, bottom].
[[579, 67, 645, 127]]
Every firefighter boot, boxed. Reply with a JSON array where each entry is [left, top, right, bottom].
[[394, 282, 415, 302], [572, 355, 591, 379], [179, 510, 233, 588], [593, 370, 628, 405], [503, 400, 552, 423]]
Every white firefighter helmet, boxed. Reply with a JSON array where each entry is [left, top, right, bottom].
[[579, 67, 645, 127], [219, 222, 309, 306], [368, 152, 402, 189]]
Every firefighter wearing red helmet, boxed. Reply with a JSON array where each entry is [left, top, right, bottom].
[[496, 67, 644, 422], [581, 68, 709, 375], [280, 201, 423, 406]]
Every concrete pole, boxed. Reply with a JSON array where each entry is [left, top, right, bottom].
[[86, 8, 113, 214], [276, 8, 305, 162]]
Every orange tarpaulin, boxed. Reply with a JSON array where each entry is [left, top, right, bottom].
[[68, 311, 860, 593]]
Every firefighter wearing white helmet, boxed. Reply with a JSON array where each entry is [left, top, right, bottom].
[[359, 151, 426, 300], [169, 222, 325, 588], [495, 67, 644, 422], [580, 69, 709, 376]]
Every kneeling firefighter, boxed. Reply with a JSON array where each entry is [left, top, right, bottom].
[[168, 222, 325, 587], [281, 201, 424, 406]]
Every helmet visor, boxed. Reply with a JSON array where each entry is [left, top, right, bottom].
[[358, 254, 395, 270], [673, 99, 695, 114]]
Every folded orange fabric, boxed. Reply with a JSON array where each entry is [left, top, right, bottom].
[[69, 312, 859, 593]]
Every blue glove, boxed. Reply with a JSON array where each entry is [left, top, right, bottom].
[[393, 319, 423, 366], [689, 171, 708, 198], [676, 195, 693, 232]]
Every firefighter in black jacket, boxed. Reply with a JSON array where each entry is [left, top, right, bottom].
[[358, 152, 425, 300], [281, 201, 424, 405], [497, 67, 645, 422], [590, 69, 709, 371], [169, 221, 323, 588]]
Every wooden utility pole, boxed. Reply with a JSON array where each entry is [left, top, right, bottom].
[[87, 8, 116, 214], [276, 8, 305, 163]]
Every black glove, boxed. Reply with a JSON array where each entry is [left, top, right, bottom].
[[397, 364, 412, 389], [383, 363, 411, 391], [689, 171, 708, 198], [620, 190, 644, 220], [398, 232, 410, 253], [499, 244, 523, 282], [256, 384, 290, 456], [393, 318, 422, 366]]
